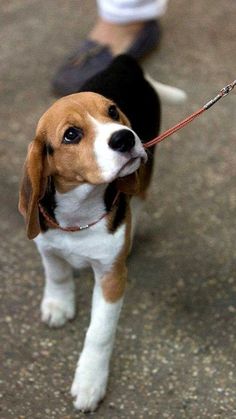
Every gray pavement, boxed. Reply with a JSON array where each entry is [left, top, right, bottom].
[[1, 0, 236, 418]]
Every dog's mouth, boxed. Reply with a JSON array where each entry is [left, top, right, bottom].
[[118, 154, 146, 178]]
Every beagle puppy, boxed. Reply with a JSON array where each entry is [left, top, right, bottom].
[[19, 55, 185, 412]]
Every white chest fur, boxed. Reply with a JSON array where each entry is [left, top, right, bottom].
[[35, 183, 126, 271], [35, 219, 126, 270]]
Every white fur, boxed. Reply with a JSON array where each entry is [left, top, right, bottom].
[[71, 283, 123, 411], [35, 183, 127, 411], [145, 73, 187, 104], [89, 115, 147, 182], [55, 183, 107, 228], [35, 184, 126, 273], [40, 252, 75, 327]]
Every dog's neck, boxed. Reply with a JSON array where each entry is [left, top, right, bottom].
[[54, 183, 108, 229]]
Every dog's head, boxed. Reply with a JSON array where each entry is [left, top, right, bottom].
[[19, 92, 147, 239]]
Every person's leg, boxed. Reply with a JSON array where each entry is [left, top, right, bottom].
[[52, 0, 168, 96], [89, 20, 151, 55], [97, 0, 168, 24], [91, 0, 168, 54]]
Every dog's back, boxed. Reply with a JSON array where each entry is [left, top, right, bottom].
[[80, 54, 161, 143]]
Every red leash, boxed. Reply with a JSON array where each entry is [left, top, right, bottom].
[[144, 80, 236, 149]]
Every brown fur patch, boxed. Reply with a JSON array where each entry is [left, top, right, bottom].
[[101, 209, 131, 302], [19, 136, 50, 239]]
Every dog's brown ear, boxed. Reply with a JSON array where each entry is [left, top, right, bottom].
[[19, 135, 49, 240], [116, 172, 140, 195]]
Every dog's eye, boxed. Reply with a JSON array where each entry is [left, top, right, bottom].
[[108, 105, 119, 121], [62, 127, 83, 144]]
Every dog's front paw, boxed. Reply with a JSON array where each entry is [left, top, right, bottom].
[[41, 297, 75, 328], [71, 364, 108, 412]]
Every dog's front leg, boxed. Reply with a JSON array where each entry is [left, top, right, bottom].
[[71, 263, 127, 412], [39, 250, 75, 328]]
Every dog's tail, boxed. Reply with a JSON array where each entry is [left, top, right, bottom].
[[145, 73, 187, 105]]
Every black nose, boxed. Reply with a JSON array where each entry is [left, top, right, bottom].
[[108, 129, 135, 153]]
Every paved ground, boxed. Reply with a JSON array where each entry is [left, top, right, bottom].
[[1, 0, 236, 418]]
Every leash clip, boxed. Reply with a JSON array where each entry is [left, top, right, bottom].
[[203, 79, 236, 110], [220, 80, 236, 97]]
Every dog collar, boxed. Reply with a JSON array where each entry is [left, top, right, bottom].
[[38, 191, 120, 233]]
